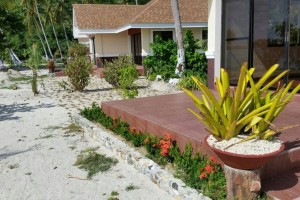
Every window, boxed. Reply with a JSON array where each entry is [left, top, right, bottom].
[[202, 30, 208, 40], [153, 31, 173, 42], [268, 0, 300, 46]]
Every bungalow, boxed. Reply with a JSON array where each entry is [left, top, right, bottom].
[[73, 0, 208, 67], [207, 0, 300, 89]]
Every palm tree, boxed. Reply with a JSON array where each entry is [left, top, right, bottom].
[[23, 2, 49, 60], [56, 0, 70, 50], [44, 0, 63, 59], [171, 0, 185, 75], [35, 2, 54, 59], [22, 0, 53, 59]]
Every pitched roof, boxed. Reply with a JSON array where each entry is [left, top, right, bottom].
[[73, 0, 207, 31]]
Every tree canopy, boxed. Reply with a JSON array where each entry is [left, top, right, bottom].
[[0, 0, 151, 63]]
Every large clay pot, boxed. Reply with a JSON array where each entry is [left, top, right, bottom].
[[204, 136, 285, 170]]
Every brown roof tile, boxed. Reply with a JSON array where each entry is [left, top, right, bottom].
[[132, 0, 207, 24], [73, 0, 207, 30]]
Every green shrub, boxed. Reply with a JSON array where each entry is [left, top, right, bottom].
[[80, 104, 227, 200], [178, 70, 207, 90], [64, 56, 92, 92], [143, 36, 177, 81], [119, 64, 138, 98], [103, 56, 135, 87], [143, 30, 207, 82], [104, 56, 138, 98], [68, 43, 88, 58], [170, 144, 226, 199]]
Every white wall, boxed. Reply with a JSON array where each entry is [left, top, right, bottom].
[[94, 31, 130, 57], [206, 0, 222, 79]]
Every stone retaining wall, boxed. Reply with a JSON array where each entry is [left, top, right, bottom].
[[72, 113, 210, 200]]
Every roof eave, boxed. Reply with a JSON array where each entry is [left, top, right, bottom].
[[76, 22, 207, 35]]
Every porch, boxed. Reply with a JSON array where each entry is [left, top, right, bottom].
[[101, 92, 300, 199]]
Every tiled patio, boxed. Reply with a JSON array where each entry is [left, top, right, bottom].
[[102, 92, 300, 199]]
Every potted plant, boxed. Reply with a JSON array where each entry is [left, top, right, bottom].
[[183, 64, 300, 170]]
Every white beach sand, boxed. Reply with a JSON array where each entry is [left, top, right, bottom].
[[0, 69, 180, 200]]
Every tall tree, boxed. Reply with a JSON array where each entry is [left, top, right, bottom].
[[0, 5, 27, 62], [44, 0, 63, 59], [21, 0, 53, 59], [171, 0, 185, 75], [35, 2, 54, 59], [23, 3, 49, 60], [57, 0, 70, 50]]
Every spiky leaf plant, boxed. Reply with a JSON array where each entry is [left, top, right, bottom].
[[183, 64, 300, 141]]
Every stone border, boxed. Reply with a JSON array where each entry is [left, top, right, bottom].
[[72, 113, 210, 200]]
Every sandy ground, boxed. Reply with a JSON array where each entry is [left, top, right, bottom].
[[0, 69, 180, 200]]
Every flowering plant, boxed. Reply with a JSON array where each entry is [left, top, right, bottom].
[[199, 156, 220, 180], [159, 133, 172, 156]]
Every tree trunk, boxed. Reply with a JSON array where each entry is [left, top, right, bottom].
[[224, 165, 261, 200], [34, 19, 49, 60], [63, 24, 70, 50], [35, 3, 53, 59], [51, 20, 63, 59], [171, 0, 185, 75]]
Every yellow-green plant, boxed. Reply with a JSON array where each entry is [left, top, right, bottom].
[[183, 64, 300, 141], [26, 44, 42, 95]]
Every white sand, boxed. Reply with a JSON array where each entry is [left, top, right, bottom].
[[0, 69, 179, 200]]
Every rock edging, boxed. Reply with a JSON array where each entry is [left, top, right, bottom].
[[72, 113, 210, 200]]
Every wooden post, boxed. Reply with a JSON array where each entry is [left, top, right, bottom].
[[224, 165, 261, 200]]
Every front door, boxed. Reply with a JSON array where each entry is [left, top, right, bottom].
[[131, 33, 142, 65]]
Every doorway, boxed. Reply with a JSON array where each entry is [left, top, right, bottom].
[[222, 0, 300, 88], [131, 32, 142, 65]]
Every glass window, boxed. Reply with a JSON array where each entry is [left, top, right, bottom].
[[202, 30, 208, 40], [222, 0, 250, 84], [153, 31, 173, 42]]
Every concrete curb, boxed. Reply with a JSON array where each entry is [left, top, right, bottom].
[[72, 113, 211, 200]]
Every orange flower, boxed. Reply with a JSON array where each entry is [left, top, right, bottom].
[[199, 172, 207, 179], [130, 127, 137, 133], [161, 148, 169, 156], [210, 156, 218, 164], [205, 165, 214, 174], [144, 138, 150, 144], [164, 133, 172, 141]]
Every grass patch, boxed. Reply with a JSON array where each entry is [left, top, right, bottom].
[[8, 163, 19, 169], [74, 147, 118, 179], [9, 74, 48, 82], [10, 76, 32, 82], [0, 84, 18, 90], [64, 123, 83, 134], [111, 191, 119, 196], [108, 197, 119, 200], [44, 125, 63, 131], [125, 184, 139, 191], [69, 145, 76, 150]]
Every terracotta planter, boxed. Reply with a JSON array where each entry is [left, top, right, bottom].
[[204, 136, 285, 170]]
